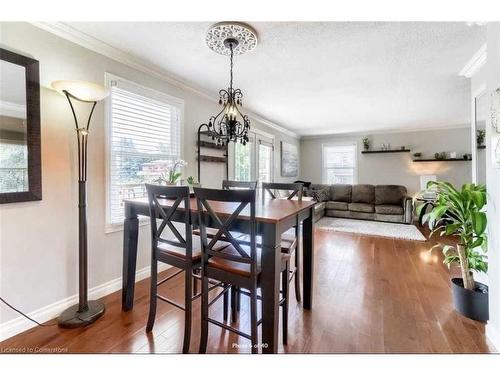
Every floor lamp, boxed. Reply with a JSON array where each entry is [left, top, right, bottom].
[[52, 80, 109, 328]]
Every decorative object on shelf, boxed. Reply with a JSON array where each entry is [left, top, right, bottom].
[[400, 146, 406, 150], [381, 143, 391, 151], [476, 129, 486, 147], [413, 152, 422, 160], [449, 152, 457, 159], [362, 137, 370, 151], [463, 153, 473, 160], [156, 159, 187, 185], [281, 141, 299, 177], [491, 87, 500, 133], [197, 22, 257, 182], [51, 79, 109, 328], [434, 152, 447, 160], [419, 181, 488, 322]]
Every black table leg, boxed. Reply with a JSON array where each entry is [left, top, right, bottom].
[[302, 207, 314, 310], [418, 201, 434, 226], [260, 222, 281, 354], [122, 202, 139, 311]]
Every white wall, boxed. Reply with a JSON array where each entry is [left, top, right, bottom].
[[300, 127, 472, 196], [0, 22, 299, 336], [485, 23, 500, 351]]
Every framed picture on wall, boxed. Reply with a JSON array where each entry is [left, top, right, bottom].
[[281, 141, 298, 177], [491, 87, 500, 134]]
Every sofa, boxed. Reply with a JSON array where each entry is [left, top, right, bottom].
[[305, 184, 413, 224]]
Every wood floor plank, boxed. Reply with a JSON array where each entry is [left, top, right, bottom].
[[0, 225, 495, 353]]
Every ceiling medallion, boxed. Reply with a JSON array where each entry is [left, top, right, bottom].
[[206, 22, 258, 56]]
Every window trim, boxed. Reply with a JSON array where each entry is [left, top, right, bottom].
[[104, 72, 185, 233], [321, 142, 359, 185]]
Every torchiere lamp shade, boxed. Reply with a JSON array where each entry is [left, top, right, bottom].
[[51, 80, 109, 102]]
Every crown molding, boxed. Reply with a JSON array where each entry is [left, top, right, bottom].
[[30, 22, 299, 139], [300, 123, 470, 141], [459, 43, 487, 78]]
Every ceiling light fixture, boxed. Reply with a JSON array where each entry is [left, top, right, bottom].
[[202, 22, 257, 146]]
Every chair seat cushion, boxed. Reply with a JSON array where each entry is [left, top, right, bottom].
[[208, 244, 289, 277], [326, 201, 349, 211], [375, 204, 404, 215], [348, 202, 374, 213], [158, 235, 229, 262]]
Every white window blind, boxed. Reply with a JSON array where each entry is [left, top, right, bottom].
[[107, 78, 182, 225], [323, 144, 357, 184]]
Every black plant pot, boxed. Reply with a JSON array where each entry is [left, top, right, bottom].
[[451, 278, 489, 322]]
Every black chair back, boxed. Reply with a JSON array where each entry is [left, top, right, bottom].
[[262, 182, 303, 202], [145, 184, 193, 259], [222, 180, 257, 190], [194, 187, 258, 277]]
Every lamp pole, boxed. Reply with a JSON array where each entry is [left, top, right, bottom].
[[56, 89, 106, 328]]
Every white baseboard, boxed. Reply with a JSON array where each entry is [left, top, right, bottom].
[[0, 263, 170, 342], [486, 323, 500, 352]]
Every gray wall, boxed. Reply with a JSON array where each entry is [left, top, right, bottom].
[[300, 127, 472, 196], [0, 22, 299, 331]]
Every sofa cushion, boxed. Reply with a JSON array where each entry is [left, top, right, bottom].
[[348, 202, 374, 213], [375, 204, 404, 215], [375, 185, 407, 206], [351, 184, 375, 204], [314, 202, 326, 213], [326, 201, 348, 211], [311, 188, 330, 202], [305, 184, 331, 199], [331, 184, 352, 202]]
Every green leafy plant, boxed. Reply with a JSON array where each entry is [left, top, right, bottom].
[[157, 159, 187, 185], [418, 181, 487, 290], [477, 129, 486, 146], [362, 137, 370, 150], [186, 176, 198, 185]]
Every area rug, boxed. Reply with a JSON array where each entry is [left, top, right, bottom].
[[316, 217, 427, 241]]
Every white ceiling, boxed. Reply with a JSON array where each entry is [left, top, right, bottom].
[[65, 22, 486, 136]]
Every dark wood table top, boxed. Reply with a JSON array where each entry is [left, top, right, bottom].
[[124, 196, 316, 224]]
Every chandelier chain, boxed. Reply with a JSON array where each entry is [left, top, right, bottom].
[[229, 43, 234, 91]]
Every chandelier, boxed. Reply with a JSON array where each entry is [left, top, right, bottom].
[[204, 22, 258, 146]]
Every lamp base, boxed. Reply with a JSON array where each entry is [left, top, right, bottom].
[[57, 300, 105, 328]]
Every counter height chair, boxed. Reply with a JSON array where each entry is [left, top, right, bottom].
[[194, 187, 291, 353], [261, 182, 303, 303], [145, 184, 230, 353]]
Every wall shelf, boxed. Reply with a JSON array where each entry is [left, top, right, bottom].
[[413, 158, 472, 162], [198, 155, 227, 163], [197, 140, 225, 150], [361, 149, 410, 154]]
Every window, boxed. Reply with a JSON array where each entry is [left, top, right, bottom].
[[0, 139, 28, 193], [234, 138, 253, 181], [233, 131, 274, 184], [322, 144, 357, 184], [106, 75, 183, 226]]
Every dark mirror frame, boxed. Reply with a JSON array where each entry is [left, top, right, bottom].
[[0, 48, 42, 204]]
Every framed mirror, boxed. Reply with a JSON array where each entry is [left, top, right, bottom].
[[0, 48, 41, 203]]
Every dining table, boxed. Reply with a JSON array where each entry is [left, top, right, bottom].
[[121, 194, 316, 353]]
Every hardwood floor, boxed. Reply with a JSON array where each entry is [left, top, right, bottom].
[[0, 226, 496, 353]]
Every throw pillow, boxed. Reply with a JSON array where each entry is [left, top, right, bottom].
[[311, 188, 329, 202]]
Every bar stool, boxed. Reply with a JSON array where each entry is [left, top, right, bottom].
[[194, 187, 291, 353], [145, 184, 230, 353], [262, 182, 304, 303]]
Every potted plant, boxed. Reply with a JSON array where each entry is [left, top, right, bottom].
[[362, 137, 370, 151], [420, 181, 488, 322], [156, 159, 187, 185], [413, 152, 422, 160], [477, 129, 486, 147]]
